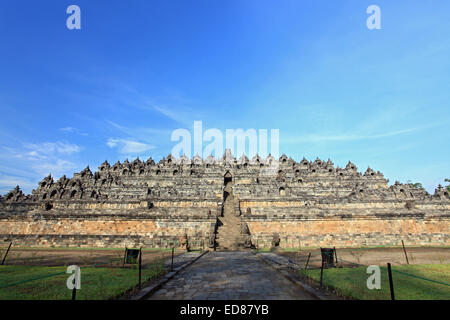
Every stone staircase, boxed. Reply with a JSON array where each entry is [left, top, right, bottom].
[[215, 182, 242, 250]]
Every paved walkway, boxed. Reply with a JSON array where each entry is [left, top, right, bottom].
[[149, 251, 317, 300], [163, 252, 202, 270]]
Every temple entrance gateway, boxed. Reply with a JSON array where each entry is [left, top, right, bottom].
[[222, 172, 235, 217], [224, 171, 232, 186], [223, 172, 232, 204]]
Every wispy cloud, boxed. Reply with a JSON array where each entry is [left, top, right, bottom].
[[283, 101, 445, 145], [30, 159, 78, 178], [140, 101, 198, 126], [0, 141, 83, 194], [284, 127, 421, 143], [109, 82, 203, 126], [105, 121, 168, 158], [59, 127, 88, 136], [0, 175, 36, 194], [21, 142, 81, 158], [61, 74, 205, 126], [107, 138, 155, 154], [106, 120, 170, 138]]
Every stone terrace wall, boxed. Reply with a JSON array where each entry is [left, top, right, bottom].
[[245, 215, 449, 248], [0, 215, 215, 248]]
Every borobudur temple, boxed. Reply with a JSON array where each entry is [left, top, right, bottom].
[[1, 150, 449, 250]]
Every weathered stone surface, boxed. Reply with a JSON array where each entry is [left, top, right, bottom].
[[0, 151, 448, 248], [150, 252, 317, 300]]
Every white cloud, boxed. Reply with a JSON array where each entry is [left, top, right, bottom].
[[151, 104, 192, 125], [55, 143, 81, 154], [284, 128, 420, 143], [59, 127, 88, 136], [1, 142, 81, 162], [106, 139, 118, 148], [284, 121, 444, 144], [22, 141, 81, 158], [106, 120, 170, 137], [0, 140, 83, 194], [0, 175, 36, 194], [107, 138, 155, 154], [59, 127, 76, 133], [31, 159, 78, 178]]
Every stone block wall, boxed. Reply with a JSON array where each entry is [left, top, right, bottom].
[[245, 217, 449, 248], [0, 213, 216, 248]]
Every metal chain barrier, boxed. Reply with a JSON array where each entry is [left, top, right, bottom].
[[0, 254, 149, 291], [0, 270, 67, 289], [305, 249, 450, 294], [389, 268, 450, 287]]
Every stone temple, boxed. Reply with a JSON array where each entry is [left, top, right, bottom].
[[0, 150, 449, 250]]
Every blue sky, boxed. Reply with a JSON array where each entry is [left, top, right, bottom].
[[0, 0, 449, 194]]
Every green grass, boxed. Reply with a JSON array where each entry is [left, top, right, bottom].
[[0, 262, 164, 300], [279, 247, 300, 252], [300, 264, 450, 300], [0, 246, 174, 252], [256, 246, 389, 252], [253, 245, 450, 251]]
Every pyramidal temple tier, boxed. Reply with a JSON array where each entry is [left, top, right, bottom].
[[0, 153, 449, 250]]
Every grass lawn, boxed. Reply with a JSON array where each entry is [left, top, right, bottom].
[[300, 264, 450, 300], [0, 262, 164, 300], [0, 246, 174, 252], [253, 245, 450, 252]]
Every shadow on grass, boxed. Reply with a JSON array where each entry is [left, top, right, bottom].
[[0, 260, 165, 300], [300, 264, 450, 300]]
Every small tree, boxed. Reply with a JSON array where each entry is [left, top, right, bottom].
[[445, 179, 450, 192], [407, 181, 424, 189], [411, 182, 424, 189]]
